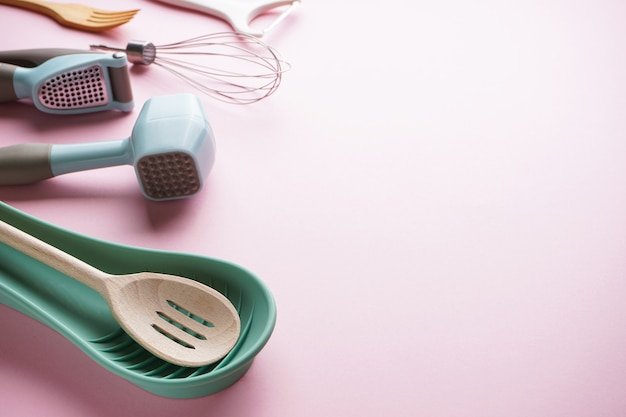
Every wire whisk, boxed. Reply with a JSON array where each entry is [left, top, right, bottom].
[[91, 32, 288, 104]]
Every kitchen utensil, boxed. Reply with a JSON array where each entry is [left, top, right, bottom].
[[0, 48, 133, 114], [0, 218, 241, 367], [153, 0, 299, 37], [0, 94, 215, 201], [91, 32, 287, 104], [0, 202, 276, 397], [0, 0, 138, 32]]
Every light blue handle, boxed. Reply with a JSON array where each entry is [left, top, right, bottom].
[[50, 138, 132, 176], [12, 54, 114, 99], [10, 52, 133, 114]]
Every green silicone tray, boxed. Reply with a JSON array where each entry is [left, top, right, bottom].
[[0, 202, 276, 398]]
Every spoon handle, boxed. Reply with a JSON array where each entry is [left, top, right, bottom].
[[0, 219, 109, 294]]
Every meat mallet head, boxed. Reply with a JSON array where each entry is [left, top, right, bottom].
[[129, 94, 215, 201]]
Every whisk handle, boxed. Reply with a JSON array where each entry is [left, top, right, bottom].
[[91, 42, 156, 65]]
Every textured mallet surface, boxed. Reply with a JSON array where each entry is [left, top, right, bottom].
[[137, 152, 201, 199]]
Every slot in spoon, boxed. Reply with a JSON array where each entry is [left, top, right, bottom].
[[0, 219, 240, 367]]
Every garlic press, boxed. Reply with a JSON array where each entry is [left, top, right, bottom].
[[0, 48, 133, 114]]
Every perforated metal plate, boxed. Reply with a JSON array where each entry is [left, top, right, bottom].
[[38, 64, 109, 110]]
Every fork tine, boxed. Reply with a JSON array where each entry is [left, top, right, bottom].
[[85, 16, 136, 28], [87, 17, 135, 25], [87, 15, 135, 23], [92, 9, 140, 18], [86, 20, 134, 29], [90, 10, 139, 21], [88, 11, 138, 24]]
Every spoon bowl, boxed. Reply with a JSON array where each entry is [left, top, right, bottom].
[[106, 272, 241, 367]]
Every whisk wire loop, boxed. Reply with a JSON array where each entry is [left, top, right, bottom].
[[91, 32, 288, 104], [153, 58, 280, 104]]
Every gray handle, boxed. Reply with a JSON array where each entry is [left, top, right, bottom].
[[0, 48, 93, 67], [0, 143, 54, 185], [0, 49, 101, 103], [0, 62, 17, 103]]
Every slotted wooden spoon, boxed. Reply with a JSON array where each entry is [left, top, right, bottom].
[[0, 219, 240, 367], [0, 0, 139, 32]]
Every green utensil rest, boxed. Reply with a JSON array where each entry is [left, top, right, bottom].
[[0, 202, 276, 398]]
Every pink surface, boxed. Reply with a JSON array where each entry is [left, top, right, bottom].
[[2, 0, 626, 415]]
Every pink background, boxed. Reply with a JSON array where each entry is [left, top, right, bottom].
[[2, 0, 626, 415]]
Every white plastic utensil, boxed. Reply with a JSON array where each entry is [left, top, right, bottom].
[[153, 0, 300, 37], [0, 218, 241, 368]]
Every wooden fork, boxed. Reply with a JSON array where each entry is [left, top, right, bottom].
[[0, 0, 139, 32]]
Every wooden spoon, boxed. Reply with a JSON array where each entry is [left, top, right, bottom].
[[0, 219, 240, 367]]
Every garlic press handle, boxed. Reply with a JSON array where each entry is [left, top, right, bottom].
[[0, 49, 99, 103], [155, 0, 300, 37], [0, 48, 98, 67], [0, 62, 18, 103]]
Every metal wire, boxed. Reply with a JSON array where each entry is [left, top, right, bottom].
[[92, 32, 288, 104]]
